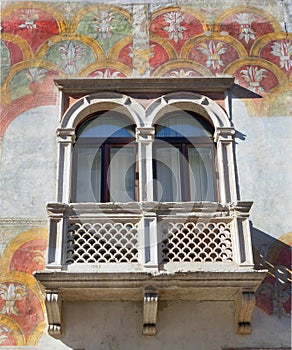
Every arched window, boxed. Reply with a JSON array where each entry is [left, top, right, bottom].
[[72, 111, 137, 203], [153, 111, 216, 202]]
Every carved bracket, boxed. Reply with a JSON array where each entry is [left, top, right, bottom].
[[143, 288, 158, 336], [236, 291, 256, 334], [45, 291, 62, 337]]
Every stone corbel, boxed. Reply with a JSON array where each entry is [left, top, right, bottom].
[[235, 291, 256, 334], [143, 287, 158, 336], [45, 291, 62, 337]]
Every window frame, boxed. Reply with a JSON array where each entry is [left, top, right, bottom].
[[71, 114, 137, 203], [54, 78, 237, 205], [153, 111, 218, 202]]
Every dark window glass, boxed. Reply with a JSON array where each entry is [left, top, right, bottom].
[[73, 112, 136, 202], [154, 111, 216, 202]]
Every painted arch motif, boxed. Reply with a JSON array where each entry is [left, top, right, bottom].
[[0, 228, 48, 346], [215, 7, 280, 53], [1, 5, 61, 53], [150, 8, 205, 54]]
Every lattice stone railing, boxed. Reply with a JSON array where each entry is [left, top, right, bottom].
[[66, 221, 139, 264], [46, 202, 255, 272], [160, 220, 233, 263]]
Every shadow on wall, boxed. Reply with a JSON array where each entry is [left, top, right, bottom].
[[250, 224, 291, 317]]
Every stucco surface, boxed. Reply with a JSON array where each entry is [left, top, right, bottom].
[[36, 300, 291, 350], [0, 105, 58, 218], [233, 99, 292, 237]]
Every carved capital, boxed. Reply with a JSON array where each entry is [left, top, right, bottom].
[[214, 127, 235, 143], [143, 288, 158, 336], [229, 201, 253, 218], [236, 291, 256, 334], [45, 291, 61, 337], [136, 127, 155, 143], [56, 128, 75, 144]]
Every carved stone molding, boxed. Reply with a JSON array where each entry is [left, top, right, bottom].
[[0, 218, 47, 226], [45, 291, 61, 337], [136, 127, 155, 143], [36, 271, 266, 336], [236, 291, 256, 334], [143, 288, 158, 336], [56, 128, 75, 144]]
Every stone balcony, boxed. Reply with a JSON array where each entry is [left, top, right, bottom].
[[35, 201, 266, 337]]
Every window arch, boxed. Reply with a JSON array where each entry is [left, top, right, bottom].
[[153, 111, 216, 202], [72, 110, 137, 203]]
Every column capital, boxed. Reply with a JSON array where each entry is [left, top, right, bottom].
[[136, 127, 155, 143], [214, 127, 235, 143], [56, 128, 76, 144]]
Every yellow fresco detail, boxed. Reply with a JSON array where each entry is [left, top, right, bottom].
[[150, 5, 209, 34], [68, 4, 132, 33], [260, 83, 292, 117], [2, 58, 65, 89], [223, 57, 288, 83], [279, 232, 292, 246], [35, 33, 105, 60], [180, 32, 248, 60], [107, 35, 132, 61], [1, 1, 67, 34], [0, 314, 26, 346], [149, 34, 179, 60], [27, 321, 47, 345], [152, 59, 211, 77], [251, 32, 292, 57], [0, 228, 48, 274], [0, 33, 34, 61], [132, 48, 154, 75], [213, 6, 282, 33], [0, 228, 48, 345], [79, 60, 132, 77]]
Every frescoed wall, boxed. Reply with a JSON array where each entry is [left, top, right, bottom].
[[0, 1, 291, 348]]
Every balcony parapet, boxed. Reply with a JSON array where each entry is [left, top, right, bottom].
[[37, 201, 267, 337], [45, 201, 255, 272]]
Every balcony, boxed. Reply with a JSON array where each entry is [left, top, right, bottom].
[[35, 201, 266, 337]]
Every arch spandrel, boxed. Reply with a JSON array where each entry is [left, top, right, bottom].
[[145, 92, 231, 128], [61, 93, 145, 129]]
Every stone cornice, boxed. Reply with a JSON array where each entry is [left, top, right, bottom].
[[54, 77, 235, 95]]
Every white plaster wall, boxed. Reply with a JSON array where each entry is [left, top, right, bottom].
[[233, 99, 292, 238], [0, 105, 58, 219], [37, 301, 291, 350]]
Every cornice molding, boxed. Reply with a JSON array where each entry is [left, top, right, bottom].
[[0, 218, 47, 226], [54, 77, 235, 95]]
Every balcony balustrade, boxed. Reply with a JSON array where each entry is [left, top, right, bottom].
[[45, 201, 255, 273], [35, 201, 266, 337]]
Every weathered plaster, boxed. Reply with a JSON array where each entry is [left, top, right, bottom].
[[233, 98, 292, 237], [0, 106, 58, 219], [35, 300, 291, 350]]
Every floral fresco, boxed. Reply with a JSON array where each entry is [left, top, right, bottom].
[[0, 228, 47, 346], [76, 9, 131, 55], [1, 8, 59, 53], [233, 64, 279, 94], [150, 10, 204, 53], [188, 39, 240, 75], [260, 39, 292, 78], [219, 11, 276, 53]]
